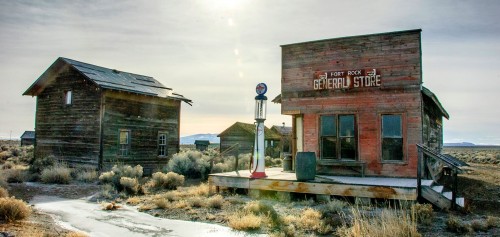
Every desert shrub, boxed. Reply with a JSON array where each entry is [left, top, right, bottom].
[[98, 164, 143, 191], [185, 183, 209, 197], [161, 191, 181, 202], [120, 177, 139, 195], [154, 197, 170, 209], [187, 196, 205, 208], [0, 151, 12, 160], [166, 150, 211, 179], [486, 216, 500, 228], [126, 196, 141, 205], [0, 187, 8, 198], [411, 203, 433, 225], [173, 200, 190, 209], [244, 200, 281, 226], [148, 171, 185, 190], [40, 164, 72, 184], [337, 207, 420, 237], [228, 211, 262, 231], [0, 197, 31, 222], [320, 199, 348, 215], [0, 175, 7, 189], [99, 184, 117, 199], [0, 145, 7, 151], [65, 232, 89, 237], [211, 162, 231, 173], [470, 219, 489, 232], [76, 170, 98, 183], [446, 215, 472, 233], [237, 153, 252, 170], [3, 169, 27, 183], [29, 154, 55, 174], [206, 194, 224, 209], [265, 156, 282, 167]]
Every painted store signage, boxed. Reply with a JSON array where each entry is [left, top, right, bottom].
[[313, 69, 381, 90]]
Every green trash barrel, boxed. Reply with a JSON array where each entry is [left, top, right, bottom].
[[295, 152, 316, 181]]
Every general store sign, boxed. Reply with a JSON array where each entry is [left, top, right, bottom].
[[313, 69, 381, 90]]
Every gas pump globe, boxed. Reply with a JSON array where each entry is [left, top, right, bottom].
[[251, 83, 268, 178]]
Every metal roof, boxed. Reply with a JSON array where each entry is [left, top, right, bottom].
[[20, 131, 35, 139], [23, 57, 192, 104], [422, 86, 449, 119]]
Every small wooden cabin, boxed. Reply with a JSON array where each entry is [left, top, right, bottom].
[[218, 122, 281, 156], [20, 131, 35, 146], [278, 29, 449, 178], [23, 57, 191, 174], [194, 140, 210, 151]]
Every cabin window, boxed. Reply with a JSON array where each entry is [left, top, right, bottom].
[[64, 90, 72, 105], [158, 132, 168, 156], [381, 114, 403, 161], [119, 129, 130, 156], [320, 114, 356, 160]]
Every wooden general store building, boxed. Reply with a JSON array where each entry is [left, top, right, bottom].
[[278, 29, 449, 178], [23, 57, 191, 173]]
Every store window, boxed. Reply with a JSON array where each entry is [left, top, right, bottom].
[[320, 114, 356, 160], [158, 132, 167, 156], [381, 114, 403, 161], [119, 129, 130, 156]]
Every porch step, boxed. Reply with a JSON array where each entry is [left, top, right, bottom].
[[432, 185, 444, 193]]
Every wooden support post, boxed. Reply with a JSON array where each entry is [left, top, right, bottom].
[[452, 168, 458, 210], [417, 147, 422, 199]]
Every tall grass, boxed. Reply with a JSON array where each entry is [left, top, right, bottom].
[[0, 197, 32, 222], [40, 163, 72, 184]]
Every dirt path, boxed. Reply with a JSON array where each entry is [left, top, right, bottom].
[[30, 195, 263, 237]]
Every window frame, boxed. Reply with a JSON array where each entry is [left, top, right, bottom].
[[118, 129, 131, 157], [319, 114, 357, 160], [380, 114, 405, 162], [64, 90, 72, 105], [158, 132, 168, 157]]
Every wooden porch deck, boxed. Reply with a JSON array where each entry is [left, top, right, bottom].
[[208, 168, 419, 200]]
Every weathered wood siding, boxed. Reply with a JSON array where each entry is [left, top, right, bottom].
[[220, 130, 253, 156], [34, 67, 101, 166], [101, 91, 181, 173], [281, 30, 423, 177], [423, 96, 444, 151]]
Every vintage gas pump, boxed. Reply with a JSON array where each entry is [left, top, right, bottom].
[[250, 83, 268, 178]]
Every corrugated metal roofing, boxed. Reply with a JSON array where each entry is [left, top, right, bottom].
[[20, 131, 35, 139], [23, 57, 192, 104]]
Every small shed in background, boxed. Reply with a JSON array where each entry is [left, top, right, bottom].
[[218, 122, 281, 157], [20, 131, 35, 146], [271, 124, 292, 156], [194, 140, 210, 151]]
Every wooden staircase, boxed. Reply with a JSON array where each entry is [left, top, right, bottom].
[[420, 179, 465, 209], [417, 144, 469, 210]]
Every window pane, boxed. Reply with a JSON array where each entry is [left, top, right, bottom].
[[119, 131, 129, 144], [321, 116, 336, 136], [65, 91, 72, 105], [159, 134, 166, 145], [339, 115, 355, 137], [382, 138, 403, 160], [382, 115, 402, 138], [340, 137, 356, 159], [321, 137, 336, 159]]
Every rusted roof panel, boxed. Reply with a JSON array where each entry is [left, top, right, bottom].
[[23, 57, 192, 104]]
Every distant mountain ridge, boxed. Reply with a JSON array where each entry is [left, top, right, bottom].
[[444, 142, 476, 147], [180, 134, 220, 145]]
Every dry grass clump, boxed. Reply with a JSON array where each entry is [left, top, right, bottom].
[[320, 199, 348, 214], [98, 171, 115, 183], [337, 207, 420, 237], [187, 196, 205, 208], [76, 170, 98, 183], [65, 232, 89, 237], [486, 216, 500, 228], [173, 200, 190, 209], [148, 172, 185, 190], [185, 182, 209, 197], [119, 177, 140, 194], [283, 208, 332, 234], [154, 198, 171, 209], [126, 196, 141, 205], [411, 203, 433, 225], [0, 197, 32, 222], [446, 215, 472, 233], [40, 163, 72, 184], [228, 211, 262, 231], [206, 194, 224, 209], [0, 187, 9, 198]]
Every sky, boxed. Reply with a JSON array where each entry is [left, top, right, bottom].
[[0, 0, 499, 145]]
